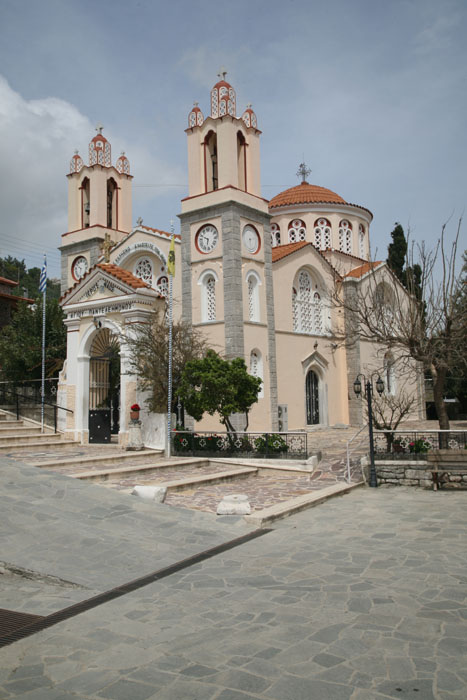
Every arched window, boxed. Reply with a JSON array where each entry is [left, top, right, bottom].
[[204, 131, 218, 192], [246, 271, 260, 322], [250, 349, 264, 398], [271, 223, 281, 248], [314, 218, 331, 250], [359, 224, 366, 258], [81, 177, 90, 228], [384, 352, 396, 395], [134, 258, 153, 285], [199, 271, 217, 322], [293, 269, 324, 335], [156, 275, 168, 297], [288, 219, 306, 243], [339, 220, 352, 254], [107, 178, 117, 229], [375, 283, 394, 328], [237, 131, 247, 191], [313, 292, 323, 335]]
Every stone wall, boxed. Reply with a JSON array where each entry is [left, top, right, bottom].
[[375, 459, 467, 489]]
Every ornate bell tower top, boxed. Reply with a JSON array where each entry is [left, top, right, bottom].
[[184, 73, 263, 204], [210, 68, 236, 118], [89, 123, 111, 167]]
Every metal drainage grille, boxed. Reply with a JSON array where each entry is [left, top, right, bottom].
[[0, 527, 271, 649], [0, 608, 44, 638]]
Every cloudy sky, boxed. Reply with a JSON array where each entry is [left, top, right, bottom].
[[0, 0, 466, 278]]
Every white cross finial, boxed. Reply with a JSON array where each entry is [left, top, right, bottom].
[[217, 67, 227, 81], [193, 101, 199, 108], [296, 162, 311, 183], [136, 216, 143, 226], [95, 122, 104, 134], [74, 149, 79, 155], [246, 103, 252, 110]]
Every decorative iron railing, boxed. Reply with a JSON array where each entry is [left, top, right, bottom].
[[374, 430, 467, 458], [171, 430, 308, 459]]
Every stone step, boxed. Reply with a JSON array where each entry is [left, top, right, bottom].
[[31, 448, 163, 469], [158, 467, 258, 492], [427, 452, 467, 464], [0, 439, 80, 451], [0, 432, 55, 444], [72, 458, 210, 482], [244, 481, 364, 526], [0, 424, 40, 433], [0, 419, 24, 426]]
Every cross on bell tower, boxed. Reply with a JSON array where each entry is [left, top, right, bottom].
[[217, 67, 227, 81], [95, 122, 104, 135]]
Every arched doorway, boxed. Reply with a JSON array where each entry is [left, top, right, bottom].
[[89, 328, 120, 443], [306, 369, 319, 425]]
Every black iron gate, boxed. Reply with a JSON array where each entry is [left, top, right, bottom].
[[306, 370, 319, 425]]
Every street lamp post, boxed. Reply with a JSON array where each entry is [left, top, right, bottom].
[[353, 374, 384, 488]]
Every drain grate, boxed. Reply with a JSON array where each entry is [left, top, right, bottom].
[[0, 527, 271, 648], [0, 608, 44, 638]]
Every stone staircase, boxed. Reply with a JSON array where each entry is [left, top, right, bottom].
[[0, 411, 80, 451]]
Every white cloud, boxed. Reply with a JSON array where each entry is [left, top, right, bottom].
[[0, 75, 183, 274]]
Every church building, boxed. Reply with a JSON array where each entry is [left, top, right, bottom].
[[58, 74, 424, 446]]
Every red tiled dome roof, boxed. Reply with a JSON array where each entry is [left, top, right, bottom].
[[269, 182, 346, 209]]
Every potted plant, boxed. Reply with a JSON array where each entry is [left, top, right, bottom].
[[130, 403, 141, 421]]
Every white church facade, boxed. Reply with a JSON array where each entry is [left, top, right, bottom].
[[58, 75, 424, 446]]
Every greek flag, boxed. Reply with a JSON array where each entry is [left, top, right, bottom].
[[39, 255, 47, 293]]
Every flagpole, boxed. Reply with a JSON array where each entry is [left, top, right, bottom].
[[40, 254, 47, 433], [167, 222, 175, 458]]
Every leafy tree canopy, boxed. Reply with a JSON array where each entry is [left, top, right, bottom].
[[0, 256, 60, 300], [387, 222, 407, 282], [179, 350, 262, 432], [123, 310, 209, 414], [0, 299, 66, 382]]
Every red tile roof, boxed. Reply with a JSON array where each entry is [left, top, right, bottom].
[[139, 225, 181, 241], [0, 276, 19, 287], [271, 241, 309, 262], [96, 263, 151, 289], [60, 262, 152, 302], [269, 182, 346, 209], [344, 261, 382, 279]]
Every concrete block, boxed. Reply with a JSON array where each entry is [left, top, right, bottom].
[[131, 485, 167, 503], [217, 494, 251, 516]]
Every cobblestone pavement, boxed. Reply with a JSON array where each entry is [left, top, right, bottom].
[[164, 469, 355, 513], [0, 455, 466, 699]]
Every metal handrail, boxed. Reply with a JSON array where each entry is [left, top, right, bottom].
[[346, 424, 368, 483], [0, 388, 73, 433]]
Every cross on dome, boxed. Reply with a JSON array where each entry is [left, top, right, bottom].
[[217, 67, 227, 81], [95, 122, 104, 135], [297, 162, 311, 184]]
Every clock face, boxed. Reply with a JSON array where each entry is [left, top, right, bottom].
[[196, 224, 219, 254], [72, 255, 88, 281], [242, 225, 260, 254]]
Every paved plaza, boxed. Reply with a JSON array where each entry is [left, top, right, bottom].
[[0, 454, 466, 699]]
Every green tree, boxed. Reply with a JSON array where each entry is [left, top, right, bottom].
[[0, 298, 66, 382], [386, 223, 407, 283], [179, 350, 262, 432], [123, 310, 208, 413], [0, 256, 60, 299]]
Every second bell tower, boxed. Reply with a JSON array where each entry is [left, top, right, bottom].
[[60, 126, 133, 293]]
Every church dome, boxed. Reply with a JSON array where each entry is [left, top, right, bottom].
[[269, 182, 346, 209], [188, 102, 204, 128]]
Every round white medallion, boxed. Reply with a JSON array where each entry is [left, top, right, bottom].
[[71, 255, 88, 281], [196, 224, 219, 254], [242, 225, 260, 254]]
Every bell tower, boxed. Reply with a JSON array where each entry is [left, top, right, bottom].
[[60, 125, 133, 293], [180, 72, 278, 430]]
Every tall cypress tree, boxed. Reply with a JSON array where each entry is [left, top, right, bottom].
[[387, 223, 407, 283]]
